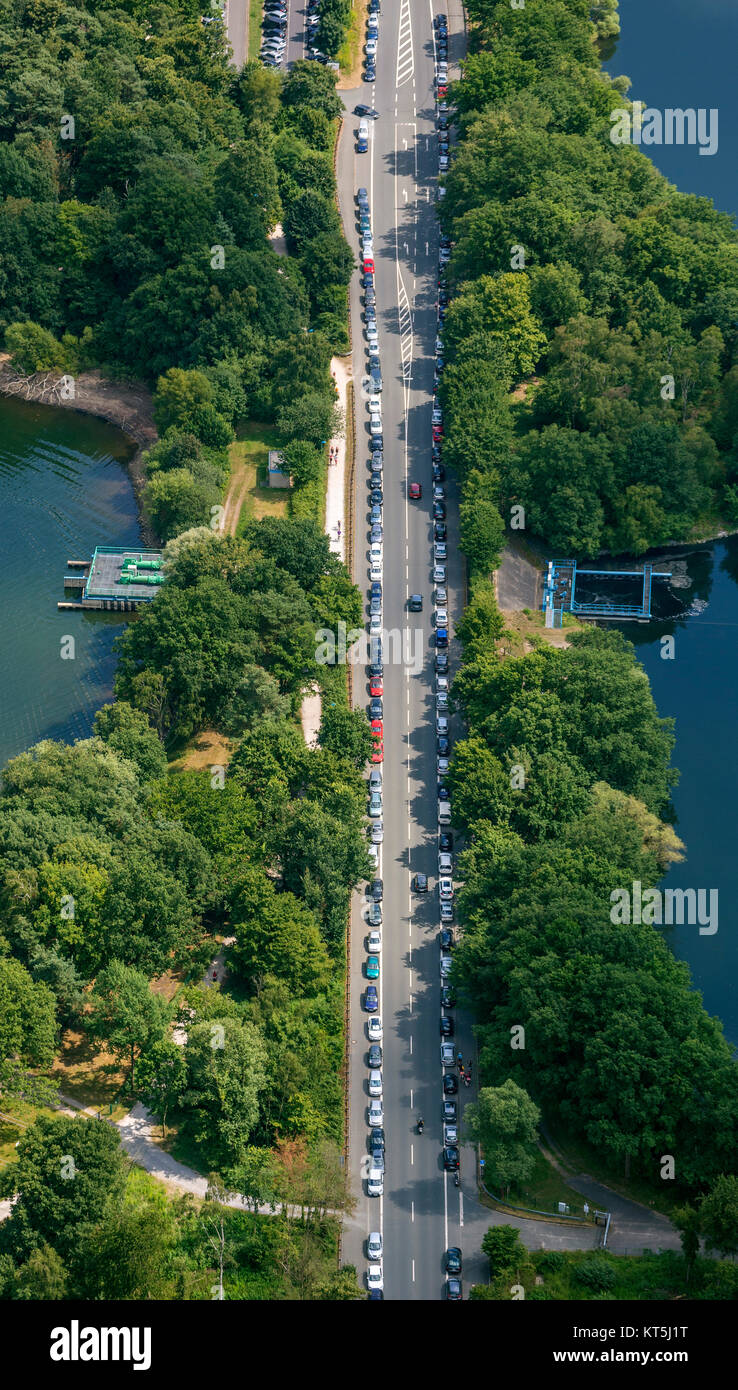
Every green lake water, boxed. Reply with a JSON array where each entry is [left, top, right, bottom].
[[0, 394, 141, 770]]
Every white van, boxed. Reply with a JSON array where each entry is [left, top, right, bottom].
[[438, 799, 451, 825], [359, 118, 369, 140]]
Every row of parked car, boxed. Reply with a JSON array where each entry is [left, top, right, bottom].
[[259, 0, 294, 66], [363, 0, 380, 84], [432, 10, 462, 1305]]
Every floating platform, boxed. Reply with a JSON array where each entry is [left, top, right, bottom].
[[543, 559, 671, 625], [59, 545, 165, 611]]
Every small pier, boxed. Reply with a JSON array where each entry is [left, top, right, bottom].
[[59, 545, 165, 612], [543, 559, 672, 625]]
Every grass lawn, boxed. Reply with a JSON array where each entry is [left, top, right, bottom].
[[168, 727, 234, 774], [0, 1097, 41, 1169], [338, 0, 367, 86], [480, 1145, 591, 1220], [228, 422, 290, 533], [248, 0, 263, 59], [544, 1122, 681, 1218], [51, 1030, 129, 1119]]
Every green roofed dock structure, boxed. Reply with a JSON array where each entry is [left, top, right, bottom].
[[59, 546, 165, 611]]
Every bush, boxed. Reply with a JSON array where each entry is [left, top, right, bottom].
[[574, 1257, 616, 1293]]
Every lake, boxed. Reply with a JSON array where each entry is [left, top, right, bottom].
[[0, 394, 140, 771], [606, 1, 738, 1040]]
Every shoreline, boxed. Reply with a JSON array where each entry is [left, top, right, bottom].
[[0, 359, 160, 547]]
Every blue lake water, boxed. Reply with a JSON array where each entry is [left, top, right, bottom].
[[605, 1, 738, 1039]]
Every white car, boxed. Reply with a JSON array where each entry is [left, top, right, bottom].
[[439, 876, 454, 900], [367, 928, 382, 953], [367, 1263, 384, 1291], [370, 413, 382, 435], [370, 541, 382, 563], [368, 843, 379, 869], [366, 37, 378, 56], [437, 756, 450, 776], [435, 336, 444, 354], [367, 331, 379, 352], [436, 692, 449, 711], [363, 238, 374, 257], [369, 1068, 383, 1096], [441, 1042, 455, 1067], [432, 407, 443, 424], [437, 714, 450, 736], [369, 1097, 384, 1126], [367, 1231, 383, 1260], [440, 953, 453, 977], [444, 1122, 458, 1145], [367, 1168, 383, 1197], [438, 185, 446, 200], [368, 395, 382, 413], [434, 608, 448, 627], [370, 820, 384, 843], [358, 118, 369, 139], [439, 155, 449, 171], [438, 852, 453, 875], [370, 611, 382, 634], [433, 564, 447, 584], [368, 1015, 383, 1041], [437, 672, 449, 692], [370, 563, 382, 583]]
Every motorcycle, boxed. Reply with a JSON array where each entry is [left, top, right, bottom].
[[417, 1118, 424, 1135]]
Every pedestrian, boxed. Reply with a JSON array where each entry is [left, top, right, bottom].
[[464, 1073, 470, 1088], [459, 1065, 464, 1080]]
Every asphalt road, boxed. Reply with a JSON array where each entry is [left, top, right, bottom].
[[338, 0, 483, 1302]]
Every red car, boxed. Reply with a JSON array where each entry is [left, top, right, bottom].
[[363, 257, 375, 274], [437, 86, 447, 99], [371, 718, 383, 741], [371, 742, 384, 764], [409, 481, 422, 499], [370, 676, 383, 696]]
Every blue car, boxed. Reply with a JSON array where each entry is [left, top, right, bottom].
[[365, 985, 378, 1012], [358, 137, 368, 153], [365, 65, 376, 81]]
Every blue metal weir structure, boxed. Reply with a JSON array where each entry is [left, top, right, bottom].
[[543, 559, 672, 625]]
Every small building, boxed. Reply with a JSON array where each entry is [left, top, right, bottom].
[[60, 545, 165, 612], [267, 450, 292, 488]]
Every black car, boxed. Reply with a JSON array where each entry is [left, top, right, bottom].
[[445, 1247, 462, 1274], [443, 1072, 458, 1095], [441, 986, 456, 1009], [443, 1146, 460, 1171], [437, 781, 450, 800], [435, 652, 449, 674], [370, 455, 382, 474], [369, 661, 383, 680], [370, 697, 383, 719], [368, 1043, 383, 1068], [437, 735, 450, 756], [445, 1277, 462, 1301], [369, 1126, 385, 1155], [439, 928, 454, 951], [433, 464, 446, 483], [442, 1098, 457, 1121], [370, 878, 383, 902], [412, 872, 428, 892], [355, 104, 379, 117], [439, 830, 453, 851], [434, 522, 447, 541], [409, 594, 423, 612], [440, 1015, 454, 1037], [433, 501, 447, 520], [368, 1289, 384, 1300], [370, 488, 383, 506]]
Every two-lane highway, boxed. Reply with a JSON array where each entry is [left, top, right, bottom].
[[339, 0, 475, 1300]]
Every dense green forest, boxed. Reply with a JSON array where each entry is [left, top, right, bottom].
[[448, 588, 738, 1198], [440, 0, 738, 556], [0, 0, 352, 531], [0, 1, 366, 1299]]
